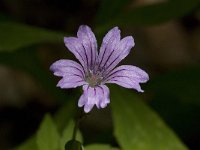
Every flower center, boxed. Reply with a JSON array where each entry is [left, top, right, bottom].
[[86, 70, 103, 87]]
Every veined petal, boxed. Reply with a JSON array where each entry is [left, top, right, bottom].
[[78, 85, 110, 113], [78, 94, 86, 107], [64, 37, 88, 70], [103, 36, 135, 74], [77, 25, 98, 69], [98, 27, 120, 70], [50, 59, 85, 78], [56, 76, 86, 89], [97, 85, 110, 108], [105, 65, 149, 92], [50, 59, 86, 89]]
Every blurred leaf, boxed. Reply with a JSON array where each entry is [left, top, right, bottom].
[[96, 0, 200, 32], [54, 100, 79, 132], [148, 66, 200, 105], [15, 99, 78, 150], [61, 121, 83, 150], [15, 136, 37, 150], [0, 14, 12, 22], [95, 0, 133, 24], [36, 114, 60, 150], [110, 85, 188, 150], [85, 144, 119, 150], [0, 21, 64, 52], [147, 66, 200, 137], [120, 0, 200, 25], [0, 48, 68, 101]]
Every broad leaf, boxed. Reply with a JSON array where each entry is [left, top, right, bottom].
[[96, 0, 200, 33], [0, 21, 64, 52], [15, 100, 78, 150], [148, 66, 200, 106], [36, 114, 60, 150], [116, 0, 200, 26], [95, 0, 133, 24], [0, 48, 68, 101], [147, 66, 200, 137], [15, 136, 37, 150], [111, 85, 188, 150]]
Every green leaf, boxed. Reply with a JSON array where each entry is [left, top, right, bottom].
[[95, 0, 133, 24], [148, 66, 200, 106], [0, 21, 64, 52], [15, 100, 78, 150], [15, 136, 37, 150], [36, 114, 60, 150], [85, 144, 119, 150], [95, 0, 200, 32], [0, 14, 12, 22], [0, 48, 68, 101], [147, 66, 200, 137], [110, 85, 188, 150], [118, 0, 200, 25], [60, 121, 83, 150], [54, 100, 79, 132]]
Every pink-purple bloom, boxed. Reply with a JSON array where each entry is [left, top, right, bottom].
[[50, 25, 149, 113]]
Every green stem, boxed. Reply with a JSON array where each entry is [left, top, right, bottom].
[[72, 118, 79, 140], [72, 110, 86, 140]]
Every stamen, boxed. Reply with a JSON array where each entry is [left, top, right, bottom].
[[85, 69, 103, 87]]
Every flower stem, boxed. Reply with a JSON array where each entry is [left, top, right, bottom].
[[72, 110, 86, 140], [72, 118, 79, 140]]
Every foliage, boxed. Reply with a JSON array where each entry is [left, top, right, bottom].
[[111, 86, 188, 150], [0, 0, 199, 149]]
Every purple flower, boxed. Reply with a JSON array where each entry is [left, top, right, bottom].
[[50, 25, 149, 113]]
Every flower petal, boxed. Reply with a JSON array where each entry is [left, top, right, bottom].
[[77, 25, 98, 69], [103, 36, 135, 74], [50, 59, 86, 89], [50, 59, 85, 78], [98, 27, 121, 71], [105, 65, 149, 92], [78, 85, 110, 113], [64, 37, 88, 70], [78, 94, 86, 107], [97, 85, 110, 108], [56, 76, 86, 89]]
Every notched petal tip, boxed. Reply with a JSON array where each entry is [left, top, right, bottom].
[[49, 64, 55, 72], [63, 37, 76, 44], [142, 73, 149, 83], [111, 26, 120, 31], [84, 104, 94, 113], [78, 94, 86, 107], [77, 25, 95, 38], [120, 36, 135, 51], [50, 60, 63, 72], [126, 36, 135, 47], [100, 102, 108, 108], [78, 25, 91, 30], [103, 26, 121, 40], [49, 59, 65, 72]]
